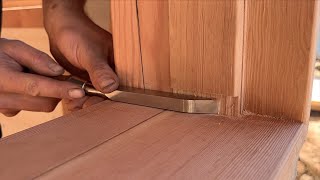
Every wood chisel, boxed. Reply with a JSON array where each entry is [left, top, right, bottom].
[[67, 76, 220, 114]]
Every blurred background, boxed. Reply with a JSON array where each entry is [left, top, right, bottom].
[[0, 1, 319, 179]]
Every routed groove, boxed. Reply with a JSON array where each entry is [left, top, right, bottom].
[[0, 101, 163, 179]]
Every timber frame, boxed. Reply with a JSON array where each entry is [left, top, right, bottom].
[[0, 1, 319, 179]]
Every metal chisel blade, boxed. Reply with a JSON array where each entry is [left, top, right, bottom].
[[69, 77, 220, 114]]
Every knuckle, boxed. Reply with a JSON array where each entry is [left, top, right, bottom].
[[91, 64, 110, 77], [25, 80, 40, 96]]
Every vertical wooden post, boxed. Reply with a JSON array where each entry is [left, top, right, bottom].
[[111, 0, 244, 115], [137, 1, 171, 92], [242, 0, 320, 122], [111, 0, 319, 120], [110, 0, 144, 88]]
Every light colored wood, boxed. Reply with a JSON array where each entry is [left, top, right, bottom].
[[110, 0, 319, 120], [111, 1, 244, 115], [2, 7, 43, 28], [0, 1, 318, 179], [168, 1, 243, 98], [0, 101, 162, 179], [3, 0, 41, 8], [137, 0, 244, 98], [0, 102, 306, 179], [242, 1, 320, 122], [137, 0, 171, 92], [312, 101, 320, 111], [110, 0, 144, 88]]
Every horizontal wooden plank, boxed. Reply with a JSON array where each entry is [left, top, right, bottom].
[[3, 0, 42, 8], [0, 101, 162, 179], [2, 8, 43, 28], [34, 111, 306, 179]]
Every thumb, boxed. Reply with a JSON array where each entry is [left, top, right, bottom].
[[86, 58, 119, 93]]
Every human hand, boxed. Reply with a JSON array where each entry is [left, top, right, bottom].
[[44, 6, 119, 93], [43, 2, 119, 112], [0, 39, 85, 117]]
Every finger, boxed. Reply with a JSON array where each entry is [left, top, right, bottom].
[[50, 44, 91, 81], [0, 71, 85, 99], [0, 109, 20, 117], [82, 96, 105, 109], [0, 93, 60, 112], [1, 39, 65, 76], [64, 96, 90, 112], [85, 58, 119, 93]]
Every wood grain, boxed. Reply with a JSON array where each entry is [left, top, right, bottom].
[[168, 1, 244, 97], [242, 0, 320, 122], [0, 101, 162, 179], [110, 1, 245, 114], [111, 1, 244, 115], [277, 122, 308, 180], [34, 112, 306, 180], [110, 0, 144, 88], [137, 0, 171, 92]]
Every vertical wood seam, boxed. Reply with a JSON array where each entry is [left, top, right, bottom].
[[135, 0, 145, 90], [240, 0, 247, 114], [32, 109, 165, 179]]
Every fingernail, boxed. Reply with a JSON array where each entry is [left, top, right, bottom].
[[68, 89, 85, 99], [49, 64, 64, 73], [100, 79, 116, 91]]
